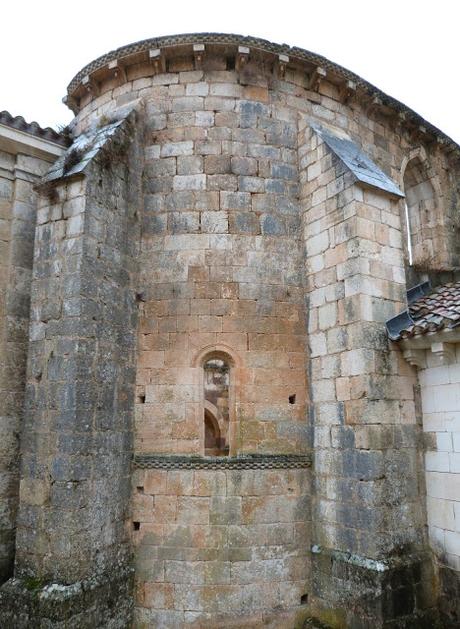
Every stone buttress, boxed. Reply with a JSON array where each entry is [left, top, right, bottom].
[[0, 110, 143, 627]]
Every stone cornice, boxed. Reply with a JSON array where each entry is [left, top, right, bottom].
[[400, 328, 460, 368], [65, 33, 459, 156]]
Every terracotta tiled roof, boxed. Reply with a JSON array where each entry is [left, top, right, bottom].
[[390, 281, 460, 340], [0, 111, 69, 147]]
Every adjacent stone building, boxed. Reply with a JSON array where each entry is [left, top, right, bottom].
[[0, 33, 459, 628]]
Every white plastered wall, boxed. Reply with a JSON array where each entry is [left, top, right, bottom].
[[419, 346, 460, 570]]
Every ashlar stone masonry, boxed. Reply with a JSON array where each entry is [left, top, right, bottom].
[[0, 33, 460, 629]]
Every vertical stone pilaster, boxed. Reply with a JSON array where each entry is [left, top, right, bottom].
[[0, 152, 52, 584], [299, 121, 438, 627], [0, 151, 16, 583]]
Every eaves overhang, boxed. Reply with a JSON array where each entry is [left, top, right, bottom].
[[65, 32, 460, 155], [0, 123, 66, 162]]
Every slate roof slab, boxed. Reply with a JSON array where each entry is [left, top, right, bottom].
[[312, 122, 404, 198]]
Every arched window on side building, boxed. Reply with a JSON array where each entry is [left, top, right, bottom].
[[403, 154, 438, 267]]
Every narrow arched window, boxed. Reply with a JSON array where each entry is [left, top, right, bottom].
[[203, 357, 230, 456], [403, 156, 437, 267]]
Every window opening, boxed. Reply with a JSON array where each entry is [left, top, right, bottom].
[[403, 156, 436, 267], [203, 358, 230, 456], [404, 201, 413, 266]]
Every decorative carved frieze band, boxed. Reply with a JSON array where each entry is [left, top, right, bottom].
[[134, 453, 312, 470]]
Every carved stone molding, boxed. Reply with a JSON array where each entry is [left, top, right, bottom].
[[400, 333, 460, 369], [134, 453, 312, 470]]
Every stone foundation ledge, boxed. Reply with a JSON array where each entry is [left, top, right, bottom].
[[135, 604, 313, 628], [437, 563, 460, 628], [0, 565, 133, 629], [310, 546, 442, 628]]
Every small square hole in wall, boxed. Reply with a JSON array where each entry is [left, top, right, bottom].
[[133, 521, 140, 531], [289, 394, 296, 404], [300, 593, 308, 604], [138, 394, 146, 404], [136, 486, 144, 494]]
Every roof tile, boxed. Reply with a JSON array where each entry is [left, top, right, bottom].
[[396, 281, 460, 340], [0, 110, 69, 147]]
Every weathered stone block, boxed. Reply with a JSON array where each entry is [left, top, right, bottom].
[[173, 174, 206, 191]]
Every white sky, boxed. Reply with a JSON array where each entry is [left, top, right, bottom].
[[2, 1, 459, 144]]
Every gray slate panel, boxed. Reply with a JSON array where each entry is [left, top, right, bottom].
[[312, 122, 404, 198]]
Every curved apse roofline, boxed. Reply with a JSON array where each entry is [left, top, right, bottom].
[[65, 32, 460, 153]]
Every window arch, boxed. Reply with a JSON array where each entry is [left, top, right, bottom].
[[203, 362, 230, 456], [402, 150, 439, 267], [193, 345, 240, 457]]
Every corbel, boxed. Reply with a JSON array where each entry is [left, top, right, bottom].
[[62, 95, 79, 115], [403, 349, 426, 369], [82, 74, 100, 97], [366, 95, 392, 117], [149, 48, 166, 74], [395, 111, 407, 135], [367, 95, 382, 117], [417, 125, 436, 146], [236, 45, 250, 71], [430, 341, 455, 365], [107, 59, 127, 83], [339, 79, 356, 104], [406, 123, 429, 145], [277, 53, 289, 79], [308, 66, 326, 91], [193, 43, 205, 69]]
